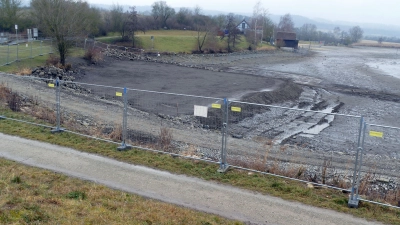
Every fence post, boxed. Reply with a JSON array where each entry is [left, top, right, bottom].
[[51, 78, 64, 133], [218, 98, 229, 173], [16, 44, 19, 62], [30, 41, 33, 58], [355, 121, 367, 202], [117, 87, 132, 151], [40, 41, 43, 56], [6, 44, 10, 65], [348, 116, 365, 208]]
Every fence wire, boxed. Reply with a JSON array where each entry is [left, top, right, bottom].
[[227, 99, 361, 192], [0, 39, 53, 67], [360, 123, 400, 206], [2, 73, 400, 209]]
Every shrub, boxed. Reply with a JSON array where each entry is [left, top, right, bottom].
[[158, 127, 173, 151], [7, 92, 21, 112], [46, 55, 60, 66], [84, 48, 103, 64]]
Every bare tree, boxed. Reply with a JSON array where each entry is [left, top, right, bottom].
[[222, 14, 240, 52], [277, 14, 294, 32], [349, 26, 363, 43], [31, 0, 98, 65], [299, 23, 317, 41], [193, 15, 214, 53], [176, 7, 192, 29], [252, 1, 264, 45], [0, 0, 21, 32], [126, 6, 138, 47], [194, 5, 201, 16], [151, 1, 175, 29], [262, 16, 275, 43], [213, 14, 226, 30], [110, 4, 128, 38]]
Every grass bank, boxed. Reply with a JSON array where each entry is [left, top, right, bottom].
[[98, 29, 257, 53], [0, 106, 399, 224], [0, 158, 241, 225]]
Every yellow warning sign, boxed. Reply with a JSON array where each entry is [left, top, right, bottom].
[[369, 131, 383, 138], [231, 106, 241, 112], [212, 104, 221, 109], [116, 92, 123, 97], [48, 83, 55, 88]]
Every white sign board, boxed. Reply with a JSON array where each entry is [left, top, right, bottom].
[[15, 24, 18, 30], [194, 105, 208, 118], [33, 28, 38, 37]]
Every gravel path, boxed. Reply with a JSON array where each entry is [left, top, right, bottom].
[[0, 133, 383, 225]]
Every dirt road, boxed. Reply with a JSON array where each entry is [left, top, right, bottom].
[[0, 133, 383, 225]]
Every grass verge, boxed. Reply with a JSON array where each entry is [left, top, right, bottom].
[[0, 107, 399, 224], [0, 158, 241, 224], [98, 29, 253, 53]]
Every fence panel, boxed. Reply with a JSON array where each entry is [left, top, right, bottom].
[[57, 81, 125, 141], [226, 100, 362, 191], [125, 88, 223, 162], [361, 123, 400, 206], [2, 72, 400, 209], [0, 74, 57, 128], [0, 39, 53, 67]]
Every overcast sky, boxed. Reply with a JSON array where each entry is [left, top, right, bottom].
[[90, 0, 400, 26]]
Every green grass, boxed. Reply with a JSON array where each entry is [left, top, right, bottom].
[[0, 46, 85, 73], [0, 40, 53, 66], [98, 29, 253, 53], [0, 106, 399, 224], [0, 158, 241, 225]]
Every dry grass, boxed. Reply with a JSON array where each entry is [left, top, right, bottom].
[[0, 158, 241, 225], [109, 125, 122, 142], [158, 127, 173, 151], [256, 45, 276, 51], [0, 83, 21, 112], [1, 109, 400, 224], [14, 67, 32, 75], [84, 48, 104, 64], [353, 40, 400, 48]]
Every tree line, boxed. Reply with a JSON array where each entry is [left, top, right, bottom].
[[0, 0, 369, 65]]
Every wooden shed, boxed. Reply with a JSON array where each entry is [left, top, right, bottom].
[[275, 32, 299, 49]]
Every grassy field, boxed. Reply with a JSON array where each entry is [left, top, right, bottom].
[[0, 105, 399, 224], [0, 40, 53, 66], [0, 47, 85, 74], [353, 40, 400, 48], [0, 158, 241, 225], [98, 30, 255, 53]]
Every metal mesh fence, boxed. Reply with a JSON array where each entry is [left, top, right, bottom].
[[226, 100, 362, 191], [0, 39, 53, 67], [0, 73, 57, 128], [2, 73, 400, 209], [125, 88, 223, 162], [360, 123, 400, 206]]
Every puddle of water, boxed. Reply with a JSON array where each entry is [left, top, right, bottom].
[[367, 62, 400, 79], [228, 88, 273, 101]]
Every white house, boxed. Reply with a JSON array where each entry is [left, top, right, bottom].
[[237, 19, 251, 34]]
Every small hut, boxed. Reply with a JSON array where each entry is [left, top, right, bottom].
[[275, 32, 299, 49]]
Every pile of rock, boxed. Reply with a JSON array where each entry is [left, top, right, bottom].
[[31, 66, 77, 82], [30, 66, 90, 94]]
